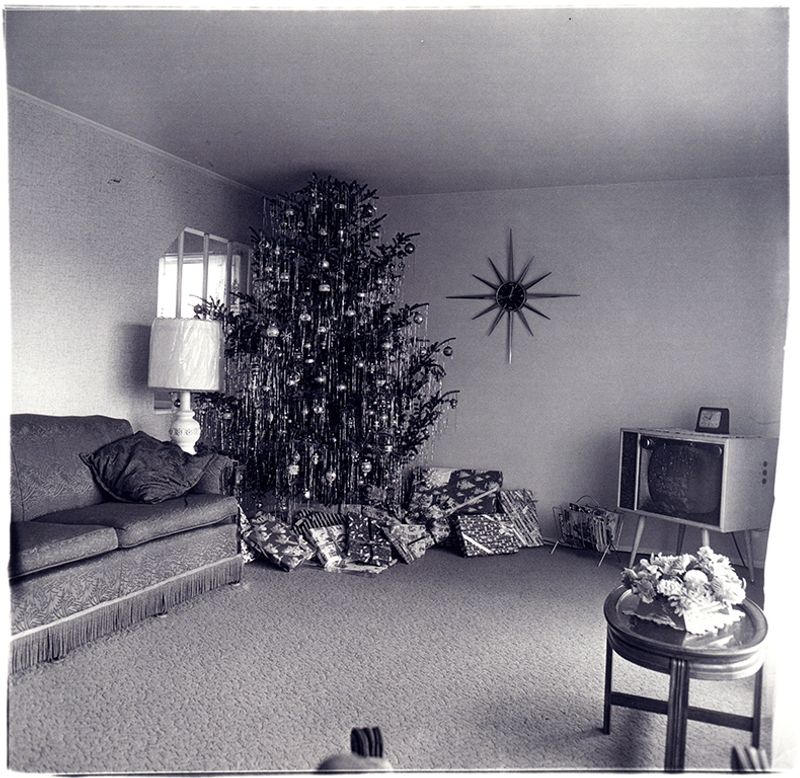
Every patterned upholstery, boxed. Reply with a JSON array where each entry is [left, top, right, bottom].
[[9, 520, 119, 578], [10, 414, 133, 522], [10, 522, 239, 634], [36, 494, 239, 548], [8, 414, 243, 668]]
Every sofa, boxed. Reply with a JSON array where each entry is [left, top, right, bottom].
[[9, 414, 243, 672]]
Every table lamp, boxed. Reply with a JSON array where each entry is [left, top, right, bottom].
[[148, 317, 223, 454]]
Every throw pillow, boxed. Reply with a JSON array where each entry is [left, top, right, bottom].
[[81, 431, 213, 504], [243, 512, 315, 571], [497, 489, 545, 548], [190, 454, 236, 495], [453, 514, 522, 558]]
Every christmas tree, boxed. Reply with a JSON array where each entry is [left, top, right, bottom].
[[195, 175, 458, 510]]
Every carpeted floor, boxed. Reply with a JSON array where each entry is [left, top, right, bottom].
[[6, 545, 764, 773]]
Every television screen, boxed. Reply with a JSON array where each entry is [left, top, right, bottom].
[[639, 439, 723, 523]]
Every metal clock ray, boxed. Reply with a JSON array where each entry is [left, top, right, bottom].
[[447, 230, 579, 364]]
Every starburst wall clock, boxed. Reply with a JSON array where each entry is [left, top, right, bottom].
[[447, 230, 579, 364]]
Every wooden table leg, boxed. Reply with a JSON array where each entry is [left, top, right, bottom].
[[603, 637, 613, 734], [665, 658, 690, 771], [743, 530, 756, 583], [629, 515, 646, 567], [751, 666, 763, 748]]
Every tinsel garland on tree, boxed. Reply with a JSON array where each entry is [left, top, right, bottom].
[[194, 175, 458, 509]]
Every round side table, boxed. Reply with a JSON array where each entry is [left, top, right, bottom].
[[602, 586, 768, 772]]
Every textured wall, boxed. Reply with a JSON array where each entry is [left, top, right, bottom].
[[385, 177, 789, 563], [9, 91, 264, 436], [8, 90, 788, 564]]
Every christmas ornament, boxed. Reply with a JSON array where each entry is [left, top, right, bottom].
[[194, 174, 459, 506]]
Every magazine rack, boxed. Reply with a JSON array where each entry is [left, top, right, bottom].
[[551, 497, 623, 567]]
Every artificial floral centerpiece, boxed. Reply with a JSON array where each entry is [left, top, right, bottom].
[[621, 546, 747, 635]]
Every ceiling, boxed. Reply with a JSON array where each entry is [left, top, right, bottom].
[[4, 6, 789, 197]]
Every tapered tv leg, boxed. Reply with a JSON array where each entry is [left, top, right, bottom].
[[629, 515, 646, 567], [743, 530, 756, 583], [675, 524, 686, 554]]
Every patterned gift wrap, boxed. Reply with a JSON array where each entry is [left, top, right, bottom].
[[497, 490, 544, 548], [382, 522, 434, 564], [453, 514, 522, 558], [406, 468, 504, 544], [345, 512, 373, 563], [243, 512, 315, 571], [407, 467, 503, 517], [345, 514, 394, 566], [293, 509, 351, 542], [321, 558, 398, 576], [307, 525, 348, 569], [237, 506, 257, 563]]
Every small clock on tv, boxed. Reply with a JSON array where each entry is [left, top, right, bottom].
[[695, 407, 730, 434]]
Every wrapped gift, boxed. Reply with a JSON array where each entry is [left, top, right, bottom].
[[293, 509, 346, 542], [382, 522, 434, 564], [345, 512, 372, 563], [406, 468, 503, 545], [321, 558, 397, 576], [497, 490, 544, 548], [243, 512, 315, 571], [237, 506, 257, 563], [307, 525, 348, 569], [407, 467, 503, 519], [453, 514, 522, 558], [345, 513, 394, 566]]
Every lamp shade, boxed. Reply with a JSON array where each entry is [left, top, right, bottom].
[[148, 317, 223, 391]]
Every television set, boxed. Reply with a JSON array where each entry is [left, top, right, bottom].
[[617, 428, 779, 532]]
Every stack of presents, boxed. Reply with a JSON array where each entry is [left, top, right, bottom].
[[240, 468, 544, 574]]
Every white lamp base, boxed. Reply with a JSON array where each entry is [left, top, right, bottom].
[[169, 391, 201, 454]]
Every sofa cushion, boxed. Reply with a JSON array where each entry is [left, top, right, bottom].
[[10, 520, 119, 578], [10, 414, 134, 522], [81, 431, 214, 503], [190, 454, 237, 495], [34, 494, 240, 549]]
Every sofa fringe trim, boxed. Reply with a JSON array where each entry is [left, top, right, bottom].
[[10, 556, 243, 673]]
